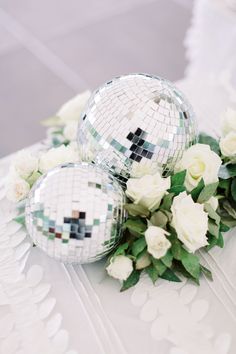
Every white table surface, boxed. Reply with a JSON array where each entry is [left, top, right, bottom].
[[1, 1, 236, 353]]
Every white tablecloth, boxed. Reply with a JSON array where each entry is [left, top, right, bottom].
[[1, 1, 236, 353]]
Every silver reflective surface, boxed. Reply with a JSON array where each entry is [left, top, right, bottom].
[[25, 163, 126, 264], [78, 73, 198, 184]]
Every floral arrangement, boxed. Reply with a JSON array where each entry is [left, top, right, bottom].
[[6, 93, 236, 291]]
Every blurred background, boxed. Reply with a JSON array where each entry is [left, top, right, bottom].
[[0, 0, 193, 157]]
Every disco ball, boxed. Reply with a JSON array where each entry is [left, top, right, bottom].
[[25, 163, 126, 264], [78, 73, 198, 184]]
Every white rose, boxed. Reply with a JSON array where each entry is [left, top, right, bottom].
[[126, 172, 170, 211], [135, 252, 151, 270], [171, 192, 208, 253], [205, 196, 218, 211], [130, 160, 161, 178], [106, 255, 133, 281], [6, 176, 30, 202], [12, 150, 38, 179], [39, 145, 79, 173], [175, 144, 222, 191], [57, 90, 91, 124], [68, 141, 79, 152], [220, 132, 236, 157], [221, 108, 236, 136], [63, 121, 78, 141], [145, 226, 171, 259]]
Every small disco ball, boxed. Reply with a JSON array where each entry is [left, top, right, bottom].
[[25, 163, 126, 264], [78, 73, 198, 184]]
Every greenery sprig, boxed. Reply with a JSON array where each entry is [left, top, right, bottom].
[[107, 133, 235, 291]]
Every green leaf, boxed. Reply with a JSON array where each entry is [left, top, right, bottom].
[[181, 250, 200, 280], [198, 133, 220, 154], [161, 250, 173, 268], [161, 210, 172, 222], [220, 222, 230, 232], [231, 178, 236, 202], [150, 211, 168, 228], [17, 202, 26, 214], [197, 182, 219, 204], [191, 179, 205, 202], [200, 265, 213, 281], [136, 248, 148, 260], [113, 242, 129, 257], [13, 214, 25, 226], [171, 170, 187, 187], [53, 129, 65, 135], [218, 178, 231, 195], [218, 200, 236, 227], [152, 257, 167, 275], [222, 200, 236, 219], [219, 164, 236, 179], [52, 137, 63, 147], [160, 193, 175, 211], [145, 265, 159, 284], [160, 268, 182, 282], [206, 234, 218, 251], [216, 232, 224, 248], [131, 237, 147, 257], [169, 170, 186, 194], [169, 232, 182, 260], [221, 219, 236, 228], [208, 219, 220, 238], [27, 171, 42, 187], [173, 261, 200, 284], [123, 218, 147, 234], [120, 270, 140, 292], [204, 203, 220, 225], [168, 185, 186, 195], [124, 203, 149, 217]]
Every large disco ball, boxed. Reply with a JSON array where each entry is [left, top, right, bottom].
[[25, 163, 126, 264], [78, 73, 198, 184]]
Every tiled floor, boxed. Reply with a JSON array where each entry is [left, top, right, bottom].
[[0, 0, 193, 157]]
